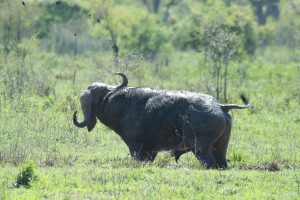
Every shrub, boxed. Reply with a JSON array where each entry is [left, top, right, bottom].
[[14, 163, 38, 188], [174, 1, 258, 55]]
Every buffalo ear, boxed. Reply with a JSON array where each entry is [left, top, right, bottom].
[[87, 102, 97, 132], [87, 117, 97, 132]]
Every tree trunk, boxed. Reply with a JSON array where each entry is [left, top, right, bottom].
[[107, 20, 119, 67], [266, 0, 279, 20], [74, 36, 77, 59], [142, 0, 151, 12], [163, 0, 180, 23], [153, 0, 161, 13], [216, 60, 221, 101], [250, 0, 280, 25], [223, 57, 229, 103], [251, 0, 266, 25]]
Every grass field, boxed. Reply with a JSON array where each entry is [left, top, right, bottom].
[[0, 48, 299, 199]]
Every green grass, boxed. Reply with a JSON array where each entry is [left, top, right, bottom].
[[1, 164, 299, 199], [0, 48, 300, 199]]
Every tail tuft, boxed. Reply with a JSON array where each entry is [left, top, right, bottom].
[[240, 94, 249, 105]]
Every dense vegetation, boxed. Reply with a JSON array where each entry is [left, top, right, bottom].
[[0, 0, 299, 199]]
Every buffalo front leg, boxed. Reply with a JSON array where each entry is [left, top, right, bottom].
[[129, 143, 157, 162]]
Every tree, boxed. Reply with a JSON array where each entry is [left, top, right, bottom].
[[85, 0, 135, 65], [34, 1, 90, 56], [172, 1, 257, 55], [141, 0, 161, 13], [162, 0, 180, 22], [141, 0, 181, 22], [196, 23, 241, 101], [0, 0, 38, 59], [250, 0, 280, 25], [86, 0, 168, 61]]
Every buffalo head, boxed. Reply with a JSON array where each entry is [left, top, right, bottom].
[[73, 73, 128, 131]]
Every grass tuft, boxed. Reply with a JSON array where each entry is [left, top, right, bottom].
[[13, 163, 38, 188]]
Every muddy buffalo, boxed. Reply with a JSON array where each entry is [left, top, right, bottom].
[[73, 73, 249, 168]]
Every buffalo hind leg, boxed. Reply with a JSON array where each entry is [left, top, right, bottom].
[[192, 146, 216, 169], [212, 126, 231, 169]]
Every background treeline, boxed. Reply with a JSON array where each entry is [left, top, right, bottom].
[[0, 0, 299, 58], [1, 0, 299, 103]]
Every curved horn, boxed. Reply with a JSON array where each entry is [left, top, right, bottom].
[[73, 111, 88, 127], [73, 90, 92, 128], [115, 72, 128, 89]]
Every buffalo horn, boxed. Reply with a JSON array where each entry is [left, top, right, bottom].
[[73, 111, 88, 127], [115, 72, 128, 89]]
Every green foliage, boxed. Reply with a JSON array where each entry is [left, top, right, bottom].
[[184, 1, 258, 55], [35, 2, 88, 39], [191, 21, 243, 101], [89, 2, 168, 58], [122, 13, 168, 58], [34, 1, 99, 54], [273, 1, 300, 48], [1, 38, 55, 99], [14, 163, 38, 188], [0, 0, 40, 53], [0, 0, 297, 56]]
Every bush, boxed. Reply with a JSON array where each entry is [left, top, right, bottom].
[[14, 163, 38, 188], [173, 1, 258, 55]]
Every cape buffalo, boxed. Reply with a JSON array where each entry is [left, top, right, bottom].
[[73, 73, 249, 168]]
